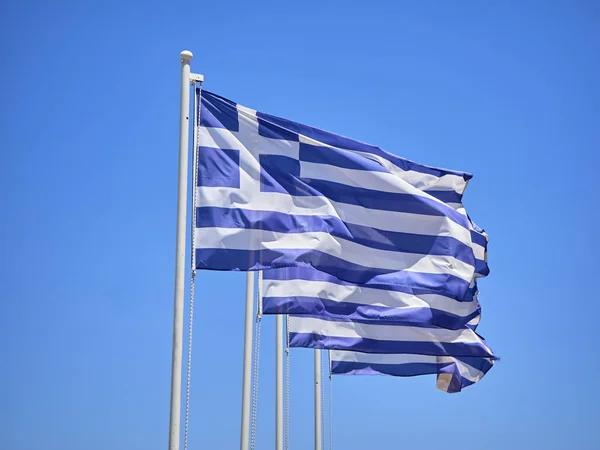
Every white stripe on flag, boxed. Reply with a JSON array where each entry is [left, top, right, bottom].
[[195, 227, 475, 282], [196, 187, 474, 248], [330, 351, 487, 383], [288, 316, 489, 346], [263, 279, 479, 318]]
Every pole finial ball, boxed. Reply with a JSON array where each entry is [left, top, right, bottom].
[[180, 50, 193, 61]]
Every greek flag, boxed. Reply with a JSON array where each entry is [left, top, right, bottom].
[[330, 351, 494, 393], [262, 266, 485, 332], [255, 135, 495, 390], [260, 165, 488, 329], [195, 89, 482, 303], [265, 266, 496, 391], [286, 314, 494, 358], [260, 153, 492, 355]]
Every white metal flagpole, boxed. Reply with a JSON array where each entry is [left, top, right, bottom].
[[240, 272, 256, 450], [168, 50, 193, 450], [314, 349, 322, 450], [276, 314, 284, 450]]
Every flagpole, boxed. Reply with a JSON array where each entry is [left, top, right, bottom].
[[276, 314, 284, 450], [168, 50, 193, 450], [314, 349, 322, 450], [240, 272, 256, 450]]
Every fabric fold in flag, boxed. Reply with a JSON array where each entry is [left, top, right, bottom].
[[262, 266, 481, 330], [330, 350, 494, 393], [287, 315, 496, 359], [194, 89, 480, 300]]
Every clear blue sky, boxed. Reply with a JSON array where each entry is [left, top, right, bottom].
[[2, 1, 599, 449]]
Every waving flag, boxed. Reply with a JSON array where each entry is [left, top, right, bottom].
[[286, 314, 494, 358], [262, 266, 481, 330], [196, 88, 496, 389], [194, 89, 481, 301], [330, 351, 494, 393]]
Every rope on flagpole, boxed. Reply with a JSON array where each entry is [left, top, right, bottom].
[[183, 83, 201, 450], [183, 273, 195, 450], [249, 271, 263, 450], [328, 351, 332, 450], [285, 314, 290, 450], [321, 349, 325, 450]]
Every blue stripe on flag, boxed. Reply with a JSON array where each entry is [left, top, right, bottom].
[[332, 360, 444, 377], [196, 207, 475, 265], [299, 143, 389, 173], [200, 91, 239, 131], [470, 229, 488, 247], [475, 259, 490, 277], [195, 248, 471, 300], [257, 114, 300, 141], [424, 190, 463, 205], [289, 312, 473, 329], [289, 333, 493, 358], [301, 179, 468, 221]]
